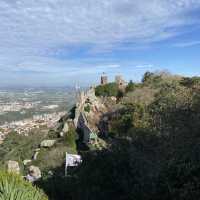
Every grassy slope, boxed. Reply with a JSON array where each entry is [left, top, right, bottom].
[[0, 126, 77, 175]]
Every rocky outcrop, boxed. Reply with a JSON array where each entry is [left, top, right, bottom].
[[62, 122, 69, 133], [59, 131, 64, 137], [7, 160, 20, 174], [26, 165, 41, 182], [40, 139, 56, 148], [74, 87, 98, 127], [23, 159, 32, 166], [73, 87, 109, 144]]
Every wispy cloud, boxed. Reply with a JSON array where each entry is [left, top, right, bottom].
[[0, 0, 200, 86], [1, 0, 200, 47], [135, 64, 154, 69], [173, 40, 200, 47]]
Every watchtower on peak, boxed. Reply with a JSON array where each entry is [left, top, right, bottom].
[[100, 72, 108, 85], [115, 75, 127, 89]]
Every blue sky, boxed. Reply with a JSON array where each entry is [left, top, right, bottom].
[[0, 0, 200, 87]]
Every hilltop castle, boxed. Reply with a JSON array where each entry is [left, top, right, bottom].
[[100, 73, 127, 89], [100, 73, 108, 85], [73, 74, 128, 145]]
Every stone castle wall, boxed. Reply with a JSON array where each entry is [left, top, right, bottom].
[[73, 87, 98, 143], [73, 87, 96, 128]]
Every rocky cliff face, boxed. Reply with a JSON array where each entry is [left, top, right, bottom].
[[73, 87, 113, 144]]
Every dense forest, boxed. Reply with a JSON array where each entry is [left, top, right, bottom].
[[1, 71, 200, 200]]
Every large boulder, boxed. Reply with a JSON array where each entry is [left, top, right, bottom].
[[40, 139, 56, 148], [7, 160, 20, 174], [62, 122, 69, 133], [59, 131, 64, 137], [23, 160, 32, 166], [26, 165, 41, 182]]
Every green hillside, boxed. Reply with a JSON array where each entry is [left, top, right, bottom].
[[1, 71, 200, 200]]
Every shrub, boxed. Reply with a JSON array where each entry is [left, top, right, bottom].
[[142, 71, 181, 89], [68, 106, 76, 119], [109, 103, 151, 138], [84, 105, 90, 113], [125, 80, 136, 93], [180, 76, 200, 87], [0, 171, 47, 200], [123, 86, 157, 106], [95, 83, 118, 97], [142, 71, 155, 83], [116, 90, 124, 101], [63, 128, 77, 152]]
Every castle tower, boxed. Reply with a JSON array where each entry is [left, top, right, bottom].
[[101, 72, 108, 85], [115, 75, 126, 90], [115, 75, 123, 86]]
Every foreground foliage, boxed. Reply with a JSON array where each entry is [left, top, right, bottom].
[[0, 171, 47, 200]]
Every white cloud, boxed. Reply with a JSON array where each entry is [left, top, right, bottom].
[[173, 40, 200, 47], [0, 0, 200, 86], [135, 64, 154, 69], [1, 0, 200, 48]]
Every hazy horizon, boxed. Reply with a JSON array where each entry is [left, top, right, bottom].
[[0, 0, 200, 87]]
